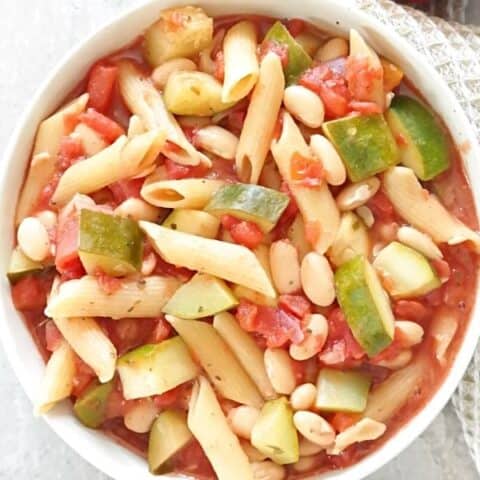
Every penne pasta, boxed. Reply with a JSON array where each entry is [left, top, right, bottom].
[[35, 340, 75, 415], [51, 129, 165, 206], [222, 21, 259, 103], [45, 275, 180, 320], [127, 114, 146, 138], [72, 123, 108, 157], [236, 52, 285, 184], [16, 94, 89, 224], [162, 208, 221, 238], [188, 376, 254, 480], [271, 112, 340, 254], [53, 317, 117, 383], [140, 222, 276, 297]]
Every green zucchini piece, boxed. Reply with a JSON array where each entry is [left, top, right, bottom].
[[117, 337, 199, 400], [7, 247, 44, 283], [263, 21, 312, 85], [73, 381, 114, 428], [79, 210, 143, 277], [373, 241, 441, 299], [386, 95, 449, 180], [335, 255, 395, 357], [205, 183, 290, 232], [148, 410, 192, 474], [251, 397, 299, 464], [323, 114, 399, 182], [162, 273, 238, 319], [315, 369, 371, 413], [162, 209, 220, 239]]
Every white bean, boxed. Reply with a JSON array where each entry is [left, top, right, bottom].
[[299, 437, 325, 456], [289, 314, 328, 361], [355, 206, 375, 228], [141, 252, 157, 276], [114, 198, 161, 222], [293, 456, 316, 473], [395, 320, 424, 347], [195, 125, 239, 159], [270, 240, 301, 294], [397, 226, 443, 260], [283, 85, 325, 128], [227, 406, 260, 440], [293, 411, 336, 447], [290, 383, 317, 410], [264, 348, 296, 395], [251, 461, 286, 480], [300, 252, 335, 306], [124, 400, 158, 434], [316, 37, 349, 62], [336, 177, 381, 211], [310, 135, 346, 186], [152, 58, 197, 89], [35, 210, 58, 230], [17, 217, 50, 262], [376, 349, 413, 370]]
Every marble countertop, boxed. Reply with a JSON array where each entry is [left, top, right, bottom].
[[0, 1, 478, 479]]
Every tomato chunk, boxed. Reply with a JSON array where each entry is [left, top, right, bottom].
[[286, 18, 306, 37], [45, 320, 63, 352], [279, 294, 312, 318], [72, 355, 97, 398], [79, 108, 125, 143], [12, 275, 50, 311], [214, 50, 225, 82], [393, 300, 430, 325], [55, 214, 84, 279], [57, 136, 85, 171], [221, 215, 264, 249], [260, 40, 289, 68], [108, 178, 144, 203], [345, 56, 383, 103], [87, 63, 118, 113], [290, 153, 325, 187]]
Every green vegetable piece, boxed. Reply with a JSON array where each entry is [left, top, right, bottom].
[[7, 247, 44, 283], [117, 337, 199, 400], [205, 184, 290, 232], [251, 397, 299, 464], [335, 255, 395, 357], [162, 273, 238, 319], [73, 381, 114, 428], [263, 21, 312, 85], [315, 369, 371, 413], [323, 114, 399, 182], [386, 95, 449, 180], [79, 209, 143, 277], [148, 410, 192, 474], [373, 241, 441, 299]]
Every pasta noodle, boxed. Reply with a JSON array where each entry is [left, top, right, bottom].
[[139, 221, 276, 297], [222, 21, 259, 103], [235, 52, 285, 184], [45, 275, 180, 320], [127, 114, 146, 138], [72, 123, 108, 157]]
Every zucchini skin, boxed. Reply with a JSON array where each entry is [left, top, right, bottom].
[[73, 381, 114, 429]]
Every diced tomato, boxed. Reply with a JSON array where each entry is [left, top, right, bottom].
[[330, 412, 360, 433], [367, 190, 395, 220], [260, 40, 289, 68], [36, 173, 61, 211], [57, 136, 85, 171], [55, 214, 84, 278], [348, 101, 383, 115], [79, 108, 125, 143], [431, 259, 451, 282], [164, 157, 207, 180], [149, 316, 173, 343], [226, 109, 247, 135], [72, 355, 97, 398], [214, 50, 225, 82], [220, 214, 240, 230], [286, 18, 306, 37], [291, 358, 308, 384], [87, 63, 118, 113], [102, 317, 157, 355], [393, 300, 430, 325], [236, 300, 259, 332], [279, 294, 312, 318], [345, 56, 383, 103], [108, 178, 144, 203], [45, 320, 63, 352], [95, 271, 123, 295], [290, 153, 325, 187], [153, 254, 195, 281], [153, 383, 191, 410], [105, 383, 132, 419], [229, 220, 264, 249], [171, 440, 216, 478], [305, 220, 322, 247], [11, 275, 50, 311]]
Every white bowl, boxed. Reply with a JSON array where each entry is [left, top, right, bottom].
[[1, 1, 479, 479]]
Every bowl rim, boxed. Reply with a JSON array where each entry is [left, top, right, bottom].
[[1, 1, 479, 479]]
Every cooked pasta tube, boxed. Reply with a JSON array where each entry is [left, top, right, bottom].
[[45, 275, 180, 320], [51, 129, 165, 206], [188, 376, 254, 480], [140, 222, 276, 297], [16, 94, 89, 223], [222, 21, 259, 103], [127, 114, 146, 138], [35, 340, 75, 415], [72, 123, 108, 157], [236, 52, 285, 184], [167, 316, 263, 407], [53, 317, 117, 383], [271, 112, 340, 253]]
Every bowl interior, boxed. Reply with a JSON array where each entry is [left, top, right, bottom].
[[1, 1, 479, 479]]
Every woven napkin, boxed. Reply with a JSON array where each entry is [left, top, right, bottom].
[[351, 0, 480, 471]]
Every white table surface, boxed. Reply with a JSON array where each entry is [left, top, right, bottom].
[[0, 1, 478, 479]]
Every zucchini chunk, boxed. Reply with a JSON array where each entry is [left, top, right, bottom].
[[335, 255, 395, 357], [386, 95, 449, 180], [323, 114, 399, 182], [373, 241, 441, 299], [73, 381, 114, 428], [205, 183, 290, 232], [7, 246, 44, 283], [79, 210, 143, 277]]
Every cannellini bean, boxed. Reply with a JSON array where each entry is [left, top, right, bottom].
[[270, 240, 301, 294], [264, 348, 296, 395], [241, 440, 268, 462], [293, 456, 316, 473], [376, 349, 413, 370], [316, 37, 349, 62], [300, 252, 335, 306], [152, 58, 197, 89], [328, 418, 386, 455], [293, 411, 336, 447], [177, 115, 212, 129], [114, 198, 161, 222], [299, 437, 325, 456], [36, 210, 58, 230], [141, 252, 157, 276], [395, 321, 424, 347], [310, 135, 346, 186], [199, 29, 225, 75], [397, 226, 443, 261], [251, 461, 286, 480], [227, 406, 260, 440], [356, 206, 374, 228], [289, 314, 328, 361], [124, 399, 158, 433], [17, 217, 50, 262], [290, 383, 317, 410], [195, 125, 239, 159], [283, 86, 325, 128], [336, 177, 380, 211], [295, 32, 322, 57]]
